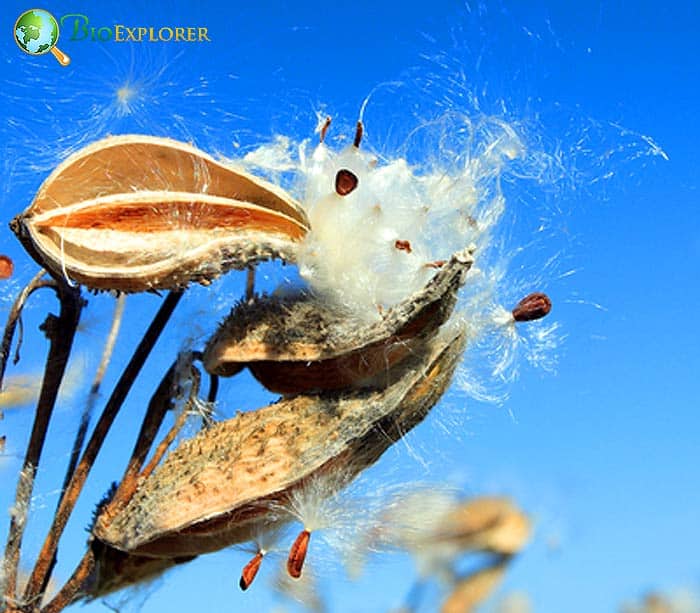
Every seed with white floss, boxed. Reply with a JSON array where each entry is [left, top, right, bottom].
[[239, 551, 264, 591]]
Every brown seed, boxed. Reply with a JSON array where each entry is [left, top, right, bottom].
[[11, 135, 310, 292], [335, 168, 359, 196], [0, 255, 13, 280], [511, 292, 552, 322], [319, 116, 332, 143], [239, 551, 264, 591], [353, 120, 364, 148], [394, 240, 412, 254], [425, 260, 446, 269], [203, 247, 473, 393], [286, 530, 310, 579]]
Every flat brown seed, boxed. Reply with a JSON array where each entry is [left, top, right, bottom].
[[394, 240, 412, 253], [11, 135, 310, 292], [425, 260, 446, 269], [511, 292, 552, 322], [353, 120, 364, 148], [335, 169, 359, 196], [286, 530, 310, 579], [240, 551, 264, 591], [320, 116, 332, 143], [0, 255, 13, 280]]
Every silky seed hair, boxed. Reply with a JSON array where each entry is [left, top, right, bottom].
[[241, 111, 562, 400]]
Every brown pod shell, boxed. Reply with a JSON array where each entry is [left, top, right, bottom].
[[203, 247, 473, 393], [87, 540, 195, 599], [92, 330, 466, 559], [433, 497, 531, 555], [10, 135, 310, 292]]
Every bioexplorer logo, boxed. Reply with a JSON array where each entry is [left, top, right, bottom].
[[14, 9, 70, 65], [14, 9, 211, 66]]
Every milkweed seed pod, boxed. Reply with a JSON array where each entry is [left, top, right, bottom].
[[203, 247, 473, 393], [85, 543, 195, 600], [440, 560, 508, 613], [430, 497, 530, 556], [92, 329, 465, 560], [10, 135, 310, 292]]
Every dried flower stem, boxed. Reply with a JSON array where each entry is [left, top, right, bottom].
[[0, 270, 56, 393], [138, 367, 200, 483], [2, 279, 82, 609], [104, 358, 185, 520], [32, 295, 129, 599], [61, 293, 126, 493], [245, 267, 256, 302], [40, 548, 95, 613], [22, 291, 183, 604]]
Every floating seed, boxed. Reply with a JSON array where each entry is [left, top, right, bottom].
[[353, 120, 364, 148], [0, 255, 13, 280], [319, 116, 332, 143], [286, 530, 310, 579], [239, 551, 264, 591], [511, 292, 552, 322]]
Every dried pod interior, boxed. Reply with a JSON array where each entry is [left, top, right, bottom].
[[203, 247, 473, 393], [11, 135, 310, 291]]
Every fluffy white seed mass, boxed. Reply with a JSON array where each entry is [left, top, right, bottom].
[[245, 114, 523, 324]]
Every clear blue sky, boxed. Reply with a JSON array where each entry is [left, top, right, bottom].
[[1, 1, 698, 611]]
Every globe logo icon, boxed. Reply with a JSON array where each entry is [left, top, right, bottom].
[[14, 8, 70, 66]]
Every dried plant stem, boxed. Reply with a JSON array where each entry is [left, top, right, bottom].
[[22, 291, 183, 604], [245, 266, 255, 302], [206, 372, 219, 404], [33, 295, 128, 599], [0, 270, 56, 392], [103, 358, 185, 521], [60, 294, 126, 493], [138, 359, 200, 483], [40, 549, 95, 613], [2, 280, 82, 610]]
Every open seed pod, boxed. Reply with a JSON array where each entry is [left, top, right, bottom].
[[10, 135, 310, 291], [431, 497, 531, 555], [92, 328, 466, 561], [85, 542, 195, 600], [203, 247, 473, 393]]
